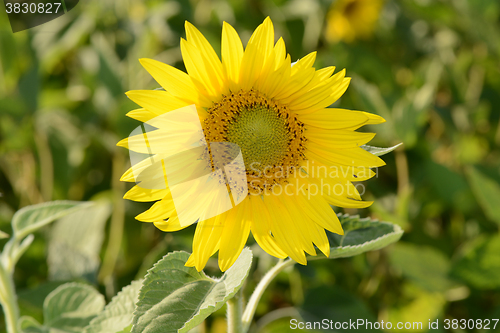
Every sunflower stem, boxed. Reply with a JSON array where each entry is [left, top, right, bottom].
[[0, 263, 19, 333], [227, 288, 244, 333], [241, 258, 294, 332]]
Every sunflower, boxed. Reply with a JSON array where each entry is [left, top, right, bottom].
[[119, 17, 385, 271], [325, 0, 384, 43]]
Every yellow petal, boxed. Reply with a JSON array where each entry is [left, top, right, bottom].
[[222, 21, 244, 92], [154, 215, 191, 232], [184, 22, 227, 98], [249, 196, 287, 259], [138, 58, 206, 106], [306, 143, 386, 167], [309, 222, 331, 257], [135, 198, 176, 222], [305, 128, 376, 149], [192, 213, 226, 271], [218, 201, 251, 271], [292, 77, 351, 114], [298, 108, 369, 130], [284, 69, 345, 109], [295, 193, 344, 235], [263, 194, 309, 264], [273, 37, 287, 69], [240, 17, 274, 91], [273, 54, 316, 100], [277, 194, 317, 256], [126, 108, 157, 122], [125, 90, 188, 116], [123, 185, 169, 202]]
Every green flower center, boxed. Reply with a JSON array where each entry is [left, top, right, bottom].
[[226, 105, 289, 171]]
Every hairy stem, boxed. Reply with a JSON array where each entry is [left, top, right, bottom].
[[0, 264, 19, 333], [227, 289, 244, 333], [242, 259, 294, 332]]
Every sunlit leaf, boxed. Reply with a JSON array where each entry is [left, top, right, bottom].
[[132, 249, 253, 333], [361, 143, 402, 156], [85, 280, 142, 333], [48, 202, 111, 282], [18, 316, 45, 333], [42, 283, 105, 333], [11, 201, 92, 240], [324, 214, 404, 259]]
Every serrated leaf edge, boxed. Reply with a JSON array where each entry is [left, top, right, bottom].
[[43, 282, 105, 327], [329, 223, 404, 259], [179, 248, 253, 332], [84, 280, 143, 333]]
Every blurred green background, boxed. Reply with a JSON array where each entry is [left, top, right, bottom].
[[1, 0, 500, 332]]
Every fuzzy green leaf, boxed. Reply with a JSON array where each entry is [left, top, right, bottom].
[[12, 201, 92, 240], [48, 202, 111, 282], [84, 280, 142, 333], [325, 214, 403, 258], [43, 283, 105, 332], [132, 248, 252, 333], [361, 143, 402, 156]]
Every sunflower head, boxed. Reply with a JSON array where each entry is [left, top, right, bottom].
[[326, 0, 384, 43], [119, 17, 386, 271]]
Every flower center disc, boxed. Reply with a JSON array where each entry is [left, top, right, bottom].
[[226, 105, 288, 172], [204, 90, 307, 194]]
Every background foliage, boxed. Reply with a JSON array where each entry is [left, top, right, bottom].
[[1, 0, 500, 332]]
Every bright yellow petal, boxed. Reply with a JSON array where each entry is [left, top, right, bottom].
[[249, 196, 287, 259], [139, 58, 208, 106], [154, 215, 190, 232], [306, 143, 386, 167], [125, 90, 189, 116], [277, 195, 317, 256], [298, 108, 369, 130], [295, 193, 344, 235], [292, 77, 351, 114], [222, 21, 244, 92], [123, 185, 169, 202], [263, 194, 309, 264], [184, 21, 227, 98], [306, 128, 376, 149], [218, 200, 251, 271], [273, 37, 287, 68], [240, 17, 274, 91], [192, 213, 226, 271], [283, 69, 345, 109], [135, 198, 176, 222], [126, 108, 157, 122]]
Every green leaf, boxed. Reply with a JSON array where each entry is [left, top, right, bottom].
[[465, 166, 500, 225], [43, 283, 105, 332], [324, 214, 403, 259], [48, 202, 111, 282], [12, 201, 92, 240], [84, 280, 142, 333], [18, 316, 46, 333], [361, 143, 402, 156], [451, 235, 500, 289], [389, 243, 458, 292], [132, 248, 253, 333]]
